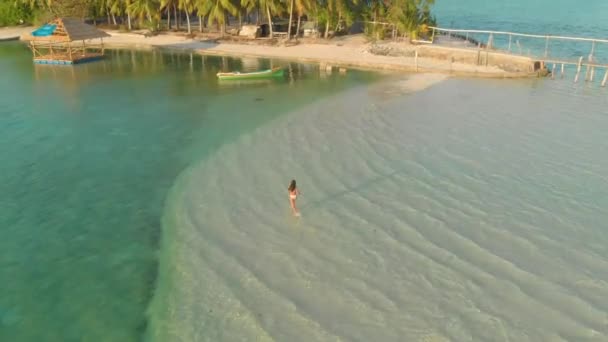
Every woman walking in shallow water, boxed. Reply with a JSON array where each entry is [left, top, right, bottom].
[[288, 179, 301, 217]]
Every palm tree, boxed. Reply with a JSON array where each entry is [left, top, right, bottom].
[[240, 0, 256, 23], [129, 0, 159, 24], [123, 0, 133, 29], [287, 0, 294, 39], [160, 0, 176, 29], [292, 0, 312, 39], [109, 0, 124, 25], [386, 0, 426, 39], [241, 0, 282, 38], [99, 0, 122, 25], [197, 0, 237, 36], [180, 0, 195, 33], [263, 0, 282, 38]]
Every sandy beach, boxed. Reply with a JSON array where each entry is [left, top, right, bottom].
[[0, 26, 32, 41], [101, 31, 537, 77], [3, 25, 538, 78]]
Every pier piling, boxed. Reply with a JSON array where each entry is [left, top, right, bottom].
[[601, 69, 608, 87], [425, 27, 608, 83], [574, 56, 583, 83]]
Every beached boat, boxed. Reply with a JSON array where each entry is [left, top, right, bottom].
[[216, 67, 284, 80]]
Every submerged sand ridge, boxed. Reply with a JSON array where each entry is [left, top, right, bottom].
[[149, 77, 608, 342]]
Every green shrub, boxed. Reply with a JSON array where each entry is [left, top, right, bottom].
[[0, 2, 34, 27]]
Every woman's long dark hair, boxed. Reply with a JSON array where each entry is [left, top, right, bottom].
[[288, 179, 297, 192]]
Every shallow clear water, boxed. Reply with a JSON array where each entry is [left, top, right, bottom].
[[3, 1, 608, 341], [0, 42, 377, 341], [151, 73, 608, 341]]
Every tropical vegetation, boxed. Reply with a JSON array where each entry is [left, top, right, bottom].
[[0, 0, 436, 40]]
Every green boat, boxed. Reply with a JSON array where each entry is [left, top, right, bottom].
[[216, 67, 284, 80]]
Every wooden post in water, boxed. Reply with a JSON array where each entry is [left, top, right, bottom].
[[551, 63, 556, 79], [601, 68, 608, 87], [586, 54, 594, 81], [561, 63, 565, 78], [516, 39, 522, 55], [477, 42, 481, 66], [485, 34, 492, 67], [414, 49, 418, 72], [544, 36, 549, 58], [508, 34, 512, 52], [586, 41, 595, 82], [574, 56, 583, 83]]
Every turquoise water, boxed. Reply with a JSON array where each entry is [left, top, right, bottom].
[[146, 3, 608, 340], [434, 0, 608, 63], [3, 2, 608, 341], [0, 42, 377, 341]]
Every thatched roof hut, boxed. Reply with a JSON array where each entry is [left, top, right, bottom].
[[26, 18, 110, 42], [27, 18, 110, 65]]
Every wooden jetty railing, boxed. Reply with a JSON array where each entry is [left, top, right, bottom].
[[428, 26, 608, 86]]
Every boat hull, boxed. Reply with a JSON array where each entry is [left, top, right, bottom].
[[217, 67, 284, 80]]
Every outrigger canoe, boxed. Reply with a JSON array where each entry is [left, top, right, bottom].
[[217, 67, 284, 80]]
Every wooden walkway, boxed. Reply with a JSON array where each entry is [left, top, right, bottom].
[[428, 26, 608, 86]]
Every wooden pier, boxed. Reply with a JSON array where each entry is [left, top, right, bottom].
[[428, 26, 608, 86]]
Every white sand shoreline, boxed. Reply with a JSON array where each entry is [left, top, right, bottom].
[[101, 31, 537, 78], [0, 26, 31, 41], [2, 25, 540, 78]]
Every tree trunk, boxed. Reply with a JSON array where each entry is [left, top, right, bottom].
[[127, 12, 132, 30], [220, 15, 226, 37], [287, 0, 294, 39], [335, 11, 341, 32], [374, 10, 378, 40], [296, 15, 301, 40], [256, 7, 260, 25], [186, 12, 191, 33], [199, 16, 203, 32], [238, 11, 242, 29], [107, 12, 111, 25], [167, 6, 171, 30], [112, 13, 117, 26], [266, 4, 273, 38], [173, 4, 179, 30], [324, 19, 330, 38]]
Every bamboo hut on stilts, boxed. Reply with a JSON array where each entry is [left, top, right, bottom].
[[26, 18, 110, 65]]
